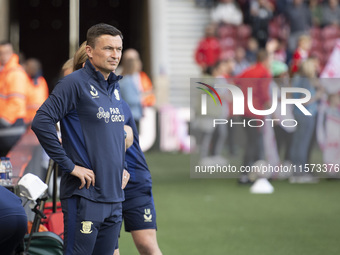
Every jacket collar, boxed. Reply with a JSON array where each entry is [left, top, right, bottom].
[[84, 59, 122, 85]]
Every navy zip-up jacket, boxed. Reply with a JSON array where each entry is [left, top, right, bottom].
[[32, 60, 125, 203], [122, 101, 152, 199]]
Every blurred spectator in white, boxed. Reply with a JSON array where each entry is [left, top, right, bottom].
[[245, 37, 259, 64], [290, 35, 312, 75], [24, 58, 49, 124], [195, 24, 221, 75], [289, 59, 324, 183], [250, 0, 274, 48], [211, 0, 243, 25], [322, 0, 340, 27], [309, 0, 323, 27], [233, 46, 250, 75], [284, 0, 312, 53]]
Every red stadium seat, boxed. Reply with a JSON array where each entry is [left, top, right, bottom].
[[323, 38, 338, 54], [269, 21, 280, 38], [311, 38, 323, 52], [220, 49, 235, 60], [321, 25, 340, 39], [219, 37, 237, 50], [217, 24, 237, 39], [310, 26, 321, 39], [237, 25, 252, 40]]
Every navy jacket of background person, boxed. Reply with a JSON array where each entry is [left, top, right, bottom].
[[32, 59, 126, 203], [122, 100, 152, 199]]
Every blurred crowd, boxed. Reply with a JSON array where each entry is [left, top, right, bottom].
[[195, 0, 340, 74], [0, 41, 48, 157], [194, 0, 340, 183]]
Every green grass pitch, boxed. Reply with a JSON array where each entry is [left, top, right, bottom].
[[118, 152, 340, 255]]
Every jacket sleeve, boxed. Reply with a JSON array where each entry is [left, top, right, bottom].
[[31, 76, 80, 173]]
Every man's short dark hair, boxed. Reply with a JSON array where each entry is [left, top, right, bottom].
[[86, 23, 123, 48]]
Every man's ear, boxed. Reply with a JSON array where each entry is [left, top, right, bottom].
[[86, 45, 93, 59]]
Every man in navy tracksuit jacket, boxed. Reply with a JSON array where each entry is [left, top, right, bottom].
[[32, 24, 125, 255]]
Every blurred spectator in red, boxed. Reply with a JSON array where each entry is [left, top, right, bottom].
[[250, 0, 274, 48], [0, 41, 30, 156], [321, 0, 340, 26], [284, 0, 312, 53], [245, 37, 259, 64], [310, 0, 323, 27], [236, 49, 272, 183], [195, 24, 221, 74], [233, 46, 250, 75], [24, 58, 49, 124], [210, 0, 243, 25], [290, 35, 312, 75]]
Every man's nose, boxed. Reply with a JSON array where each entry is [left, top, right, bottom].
[[111, 50, 119, 58]]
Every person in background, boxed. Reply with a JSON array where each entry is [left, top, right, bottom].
[[249, 0, 274, 48], [272, 38, 287, 63], [284, 0, 312, 54], [309, 0, 323, 27], [317, 91, 340, 178], [270, 61, 295, 170], [289, 58, 324, 183], [195, 24, 221, 75], [0, 41, 30, 157], [122, 49, 156, 107], [24, 58, 49, 124], [119, 53, 143, 130], [290, 35, 312, 75], [199, 60, 230, 164], [322, 0, 340, 27], [0, 186, 27, 255], [236, 49, 272, 184], [233, 46, 250, 75], [61, 57, 74, 77], [245, 37, 259, 64]]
